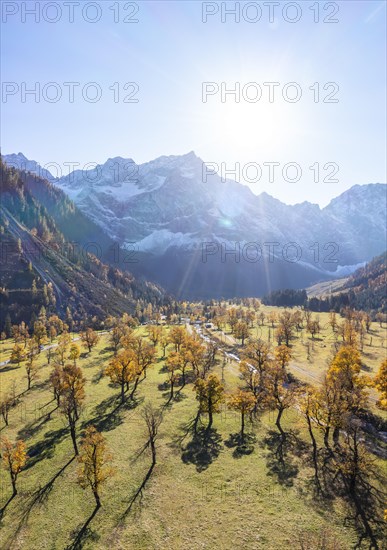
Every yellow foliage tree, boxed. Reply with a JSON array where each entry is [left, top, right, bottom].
[[1, 437, 28, 496], [105, 350, 136, 404], [194, 374, 225, 431], [228, 389, 256, 442], [77, 426, 114, 508], [374, 359, 387, 410]]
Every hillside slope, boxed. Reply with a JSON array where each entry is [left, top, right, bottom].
[[0, 160, 167, 329]]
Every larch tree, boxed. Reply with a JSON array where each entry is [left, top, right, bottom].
[[0, 395, 12, 427], [105, 349, 135, 404], [33, 320, 47, 351], [77, 426, 114, 508], [81, 328, 99, 353], [165, 351, 182, 402], [59, 364, 86, 455], [234, 320, 250, 345], [274, 344, 292, 370], [228, 389, 256, 442], [168, 325, 186, 352], [1, 437, 28, 497], [374, 358, 387, 410], [242, 339, 270, 387], [11, 343, 25, 366], [263, 362, 296, 440], [69, 343, 80, 366], [194, 374, 225, 432]]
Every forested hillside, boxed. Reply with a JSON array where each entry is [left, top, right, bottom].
[[0, 160, 168, 331]]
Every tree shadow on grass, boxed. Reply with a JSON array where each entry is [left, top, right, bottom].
[[65, 505, 101, 550], [0, 364, 20, 373], [17, 410, 56, 440], [25, 426, 69, 470], [0, 456, 75, 545], [224, 432, 256, 458], [90, 369, 105, 384], [82, 394, 142, 433], [181, 427, 222, 472], [0, 493, 16, 521], [261, 430, 300, 487]]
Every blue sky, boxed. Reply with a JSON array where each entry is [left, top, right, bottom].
[[1, 0, 386, 206]]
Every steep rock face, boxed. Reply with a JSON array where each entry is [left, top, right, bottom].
[[4, 152, 386, 298]]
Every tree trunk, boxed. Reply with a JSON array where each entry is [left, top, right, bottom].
[[323, 426, 330, 449], [93, 490, 101, 509], [332, 426, 340, 448], [130, 376, 140, 400], [169, 381, 174, 403], [241, 412, 245, 443], [193, 409, 200, 434], [70, 422, 78, 455], [121, 383, 125, 404], [306, 413, 320, 491], [207, 409, 213, 432], [276, 407, 285, 439], [11, 476, 17, 497]]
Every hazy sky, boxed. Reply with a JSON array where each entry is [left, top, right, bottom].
[[1, 0, 386, 206]]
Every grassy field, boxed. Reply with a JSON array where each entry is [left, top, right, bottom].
[[207, 305, 387, 411], [0, 315, 386, 549]]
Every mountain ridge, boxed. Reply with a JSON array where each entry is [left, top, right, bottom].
[[3, 152, 386, 299]]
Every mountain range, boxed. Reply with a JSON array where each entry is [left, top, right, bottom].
[[3, 152, 387, 299]]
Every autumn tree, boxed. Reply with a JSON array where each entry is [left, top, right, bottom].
[[327, 346, 368, 442], [49, 364, 64, 406], [234, 320, 250, 345], [77, 426, 114, 508], [298, 387, 321, 490], [25, 357, 39, 391], [239, 361, 261, 408], [0, 395, 12, 426], [263, 362, 296, 439], [148, 325, 162, 347], [55, 332, 72, 365], [127, 337, 156, 399], [277, 311, 294, 346], [267, 311, 277, 328], [69, 343, 80, 366], [166, 352, 183, 402], [307, 318, 320, 339], [333, 420, 382, 548], [228, 389, 256, 442], [59, 364, 86, 455], [160, 335, 169, 358], [105, 350, 135, 404], [109, 319, 131, 355], [128, 404, 163, 509], [242, 339, 270, 387], [274, 345, 292, 370], [374, 359, 387, 410], [329, 311, 337, 332], [11, 343, 25, 366], [81, 328, 99, 353], [194, 374, 225, 431], [33, 320, 47, 351], [1, 437, 28, 497], [168, 326, 186, 352]]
